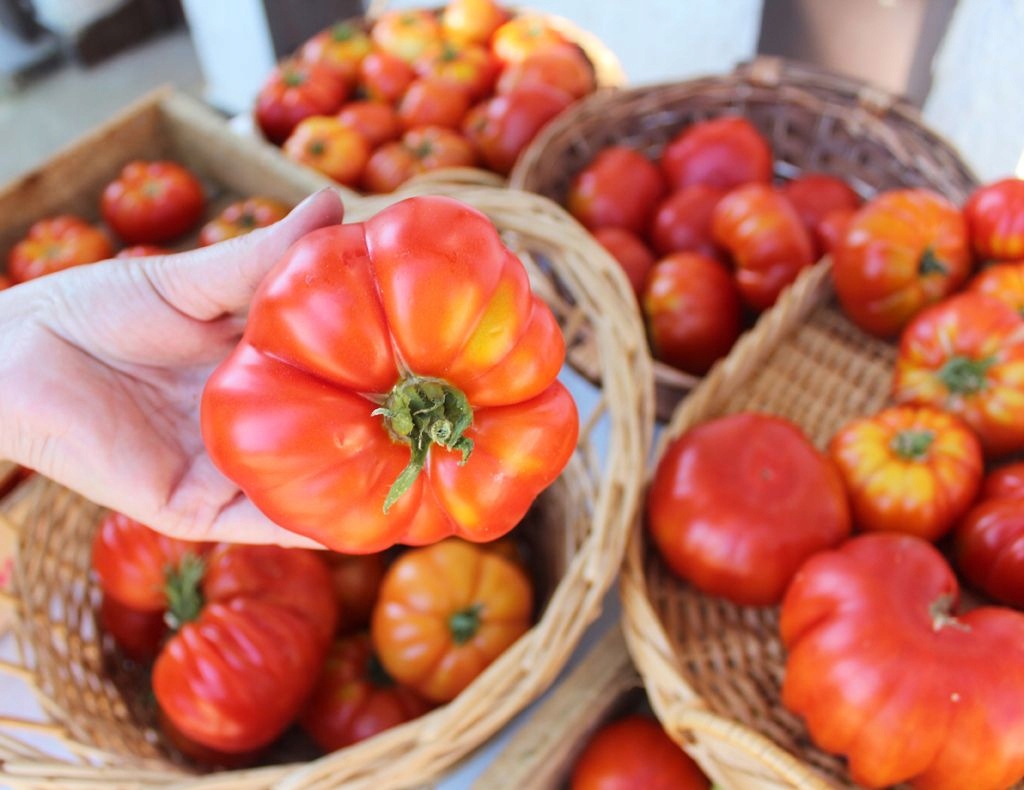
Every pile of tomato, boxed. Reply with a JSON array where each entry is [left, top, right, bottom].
[[254, 0, 598, 192]]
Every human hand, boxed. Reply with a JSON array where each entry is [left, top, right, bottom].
[[0, 189, 345, 547]]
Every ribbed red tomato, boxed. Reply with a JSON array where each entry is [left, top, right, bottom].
[[660, 116, 773, 191], [255, 59, 348, 145], [101, 160, 206, 244], [8, 215, 113, 283], [969, 260, 1024, 316], [781, 173, 861, 256], [963, 178, 1024, 261]]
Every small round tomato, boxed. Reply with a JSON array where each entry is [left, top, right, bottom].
[[198, 197, 290, 247], [781, 173, 861, 256], [359, 50, 416, 104], [99, 594, 168, 663], [397, 77, 471, 130], [100, 161, 205, 244], [969, 260, 1024, 316], [413, 41, 499, 101], [283, 115, 371, 187], [363, 126, 477, 193], [370, 9, 442, 63], [8, 215, 113, 283], [567, 146, 667, 235], [115, 245, 169, 258], [647, 412, 851, 606], [963, 178, 1024, 262], [643, 252, 743, 376], [660, 116, 773, 192], [592, 226, 655, 300], [984, 462, 1024, 501], [441, 0, 510, 45], [648, 184, 726, 259], [372, 540, 533, 702], [954, 491, 1024, 608], [570, 715, 710, 790], [300, 633, 432, 752], [327, 552, 387, 633], [815, 206, 857, 256], [491, 15, 568, 64], [833, 188, 972, 338], [337, 101, 402, 148], [300, 22, 373, 87], [496, 44, 595, 99], [829, 405, 983, 541], [255, 59, 348, 145]]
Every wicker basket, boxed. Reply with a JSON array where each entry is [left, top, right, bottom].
[[510, 55, 978, 421], [0, 178, 654, 789]]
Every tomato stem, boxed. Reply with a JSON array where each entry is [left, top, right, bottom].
[[937, 354, 995, 395], [890, 429, 935, 461], [331, 23, 357, 41], [449, 604, 482, 644], [163, 553, 205, 630], [919, 247, 948, 276], [929, 592, 970, 633]]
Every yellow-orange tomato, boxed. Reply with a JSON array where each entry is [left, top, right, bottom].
[[371, 540, 533, 703], [363, 126, 477, 193], [283, 116, 370, 187], [337, 101, 402, 149], [198, 197, 290, 247], [491, 15, 568, 64], [441, 0, 510, 45], [8, 215, 113, 283], [969, 261, 1024, 317], [496, 44, 595, 99], [830, 405, 984, 541], [300, 22, 373, 86], [370, 9, 443, 63], [413, 41, 499, 101], [397, 77, 472, 130]]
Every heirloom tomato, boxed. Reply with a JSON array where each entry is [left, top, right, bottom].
[[496, 44, 595, 99], [8, 215, 113, 283], [300, 22, 373, 86], [370, 9, 443, 63], [201, 196, 578, 552], [327, 552, 387, 633], [397, 77, 472, 130], [781, 533, 1024, 790], [371, 539, 533, 702], [283, 116, 371, 187], [115, 244, 169, 258], [963, 177, 1024, 261], [491, 15, 568, 64], [647, 412, 851, 606], [984, 461, 1024, 500], [0, 273, 11, 290], [256, 60, 348, 145], [893, 292, 1024, 457], [832, 188, 971, 337], [648, 184, 726, 259], [814, 206, 856, 256], [363, 126, 476, 193], [592, 226, 655, 300], [301, 633, 432, 752], [101, 160, 205, 244], [711, 183, 815, 310], [99, 594, 168, 663], [337, 100, 402, 148], [828, 405, 983, 541], [198, 197, 290, 247], [954, 488, 1024, 608], [413, 41, 499, 101], [969, 260, 1024, 316], [781, 172, 861, 256], [441, 0, 509, 45], [359, 51, 416, 104], [660, 116, 773, 192], [567, 146, 666, 235]]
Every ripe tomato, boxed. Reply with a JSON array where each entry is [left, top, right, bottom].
[[570, 715, 710, 790], [115, 245, 168, 258], [984, 461, 1024, 500], [829, 405, 983, 540], [327, 552, 387, 633], [0, 273, 10, 290], [711, 183, 815, 311], [198, 197, 290, 247], [567, 146, 667, 235], [370, 9, 443, 63], [256, 59, 348, 145], [642, 252, 743, 375], [337, 100, 402, 148], [833, 188, 972, 338], [363, 126, 477, 193], [648, 184, 726, 259], [371, 539, 533, 702], [359, 51, 416, 104], [463, 83, 573, 175], [969, 260, 1024, 316], [300, 22, 373, 86], [954, 489, 1024, 608], [413, 41, 499, 101], [491, 15, 568, 64], [592, 227, 655, 300], [660, 116, 773, 192], [8, 216, 113, 282], [397, 77, 472, 130], [283, 115, 371, 187], [202, 196, 578, 551], [99, 594, 168, 663], [496, 44, 595, 99], [781, 173, 861, 256], [441, 0, 510, 45], [781, 533, 1024, 790], [100, 160, 205, 245], [815, 206, 856, 256], [963, 178, 1024, 261], [893, 292, 1024, 458], [647, 412, 851, 606], [300, 633, 432, 752]]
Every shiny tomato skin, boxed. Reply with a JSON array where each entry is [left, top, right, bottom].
[[115, 244, 169, 258], [660, 116, 773, 192], [829, 405, 983, 541], [371, 9, 443, 63], [491, 15, 568, 64], [337, 100, 402, 148], [567, 147, 667, 235], [969, 260, 1024, 316], [283, 115, 371, 187], [0, 273, 10, 290], [592, 226, 655, 300], [363, 126, 476, 193], [359, 51, 416, 104], [8, 215, 113, 283], [648, 184, 726, 259], [256, 60, 348, 145], [101, 160, 206, 244], [642, 252, 743, 376], [963, 178, 1024, 261], [300, 22, 373, 87], [99, 594, 168, 663], [496, 44, 595, 99], [327, 552, 387, 633], [397, 77, 472, 130], [833, 188, 972, 338], [441, 0, 510, 45], [984, 462, 1024, 500], [570, 715, 710, 790], [413, 41, 499, 101], [198, 197, 290, 247], [371, 540, 533, 702], [711, 183, 816, 311], [647, 412, 851, 606], [781, 173, 861, 256], [781, 533, 1024, 790], [954, 496, 1024, 608], [815, 206, 857, 256]]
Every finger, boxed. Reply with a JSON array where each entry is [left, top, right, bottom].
[[205, 496, 328, 549]]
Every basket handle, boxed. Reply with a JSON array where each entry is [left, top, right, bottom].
[[742, 55, 897, 117]]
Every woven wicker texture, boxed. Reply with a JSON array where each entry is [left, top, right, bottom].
[[510, 56, 979, 421], [0, 181, 654, 790]]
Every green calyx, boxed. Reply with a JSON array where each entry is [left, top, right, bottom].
[[283, 70, 307, 88], [937, 354, 995, 396], [373, 376, 474, 512], [890, 429, 935, 461], [919, 247, 948, 276], [929, 593, 970, 633], [163, 553, 206, 630], [331, 23, 357, 41], [449, 604, 483, 645]]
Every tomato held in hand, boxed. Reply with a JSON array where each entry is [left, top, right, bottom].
[[371, 540, 533, 702], [969, 260, 1024, 316], [8, 216, 113, 282], [648, 184, 726, 259], [301, 633, 432, 752], [647, 412, 851, 606], [371, 9, 443, 63], [441, 0, 509, 46], [202, 196, 578, 552], [711, 183, 815, 311], [397, 77, 472, 130], [829, 405, 983, 540], [643, 252, 743, 376], [893, 292, 1024, 458], [327, 552, 387, 633], [337, 101, 402, 149], [781, 173, 861, 256], [256, 60, 348, 145], [833, 188, 972, 338], [360, 51, 416, 104], [660, 116, 773, 192], [283, 116, 371, 187], [198, 197, 290, 247], [781, 533, 1024, 790], [496, 44, 595, 99], [300, 22, 373, 87], [963, 178, 1024, 262], [363, 126, 477, 193], [567, 146, 667, 235], [570, 715, 710, 790], [592, 227, 655, 300]]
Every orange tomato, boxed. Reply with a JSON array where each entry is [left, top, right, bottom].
[[491, 15, 568, 64], [413, 41, 499, 101], [496, 44, 595, 99], [198, 197, 290, 247], [300, 22, 373, 86], [359, 51, 416, 104], [363, 126, 477, 193], [337, 101, 402, 149], [441, 0, 510, 45], [397, 77, 472, 130], [969, 261, 1024, 316], [283, 116, 371, 187], [370, 9, 443, 63], [8, 215, 113, 283]]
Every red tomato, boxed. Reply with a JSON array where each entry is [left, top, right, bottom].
[[441, 0, 510, 45], [954, 494, 1024, 608], [99, 594, 168, 663], [337, 101, 402, 149], [969, 260, 1024, 316], [815, 206, 857, 256], [300, 633, 432, 752], [359, 51, 416, 104], [300, 22, 373, 86], [781, 173, 861, 256], [0, 273, 11, 290], [8, 216, 113, 282], [963, 178, 1024, 261], [642, 252, 743, 375], [647, 412, 851, 606], [833, 188, 972, 338], [781, 533, 1024, 790], [256, 59, 348, 145], [198, 197, 290, 247], [463, 83, 573, 175], [984, 462, 1024, 500], [363, 126, 477, 193], [327, 552, 387, 633], [397, 77, 472, 130], [201, 196, 578, 551], [567, 146, 667, 235], [100, 161, 205, 245], [829, 405, 983, 540], [660, 117, 773, 192], [711, 183, 816, 311], [592, 227, 655, 300], [491, 15, 568, 64], [413, 41, 499, 101], [570, 715, 710, 790], [496, 44, 595, 99], [648, 184, 727, 259], [115, 245, 169, 258], [370, 9, 443, 63], [893, 292, 1024, 458], [283, 115, 371, 187]]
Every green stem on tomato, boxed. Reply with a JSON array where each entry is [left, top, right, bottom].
[[448, 604, 482, 645], [937, 354, 995, 396], [919, 247, 948, 276], [890, 429, 935, 461], [163, 553, 205, 630]]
